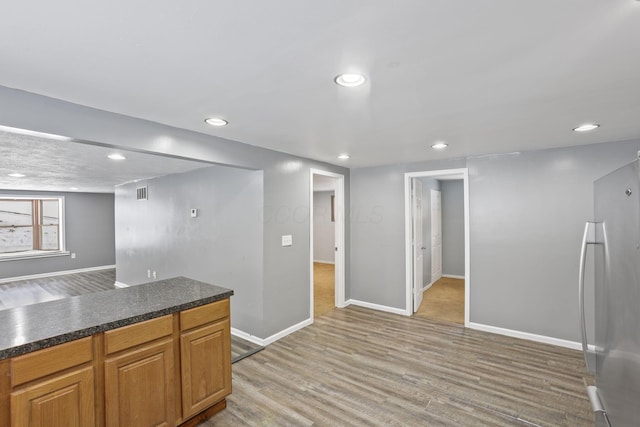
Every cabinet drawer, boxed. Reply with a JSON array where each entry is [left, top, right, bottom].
[[104, 315, 173, 355], [180, 299, 229, 331], [11, 337, 93, 387]]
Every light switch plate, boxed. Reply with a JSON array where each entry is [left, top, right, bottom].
[[190, 208, 198, 218], [282, 235, 293, 246]]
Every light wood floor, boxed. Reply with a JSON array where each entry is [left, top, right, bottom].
[[205, 306, 594, 427], [231, 335, 264, 364], [314, 262, 335, 318], [416, 277, 465, 324]]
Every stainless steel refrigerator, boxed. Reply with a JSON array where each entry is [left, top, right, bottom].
[[579, 158, 640, 427]]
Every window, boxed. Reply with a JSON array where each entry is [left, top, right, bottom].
[[0, 196, 65, 258]]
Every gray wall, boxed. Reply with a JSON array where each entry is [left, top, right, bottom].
[[350, 140, 640, 342], [313, 191, 335, 263], [419, 178, 440, 286], [115, 166, 263, 335], [441, 180, 464, 277], [0, 190, 115, 279], [0, 85, 349, 339]]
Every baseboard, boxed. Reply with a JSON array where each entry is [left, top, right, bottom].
[[0, 265, 116, 284], [231, 328, 267, 347], [313, 260, 335, 265], [469, 322, 595, 352], [114, 281, 130, 288], [345, 299, 409, 316], [262, 317, 314, 345], [422, 281, 435, 292], [231, 317, 314, 347], [443, 274, 465, 279]]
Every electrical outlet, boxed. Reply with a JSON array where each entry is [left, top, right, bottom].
[[71, 253, 76, 259], [153, 271, 157, 279], [147, 269, 151, 278]]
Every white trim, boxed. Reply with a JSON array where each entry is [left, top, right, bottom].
[[403, 176, 415, 317], [469, 322, 596, 352], [0, 250, 71, 262], [114, 281, 129, 288], [345, 299, 407, 316], [422, 281, 435, 292], [231, 328, 267, 347], [59, 196, 66, 253], [310, 169, 347, 324], [404, 168, 471, 327], [443, 274, 465, 280], [313, 260, 335, 265], [232, 317, 314, 347], [0, 264, 116, 284], [262, 317, 313, 346]]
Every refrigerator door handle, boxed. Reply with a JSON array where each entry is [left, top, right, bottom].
[[579, 221, 597, 371]]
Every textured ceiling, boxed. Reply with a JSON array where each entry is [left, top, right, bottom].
[[0, 129, 211, 193], [0, 1, 639, 167]]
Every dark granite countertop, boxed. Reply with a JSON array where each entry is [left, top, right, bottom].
[[0, 277, 233, 360]]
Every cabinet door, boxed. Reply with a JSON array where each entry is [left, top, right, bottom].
[[104, 338, 175, 427], [180, 318, 231, 418], [11, 366, 94, 427]]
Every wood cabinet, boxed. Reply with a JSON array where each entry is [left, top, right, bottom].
[[3, 298, 232, 427], [9, 337, 95, 427], [11, 367, 95, 427], [103, 315, 175, 427], [180, 300, 231, 419], [104, 338, 175, 427]]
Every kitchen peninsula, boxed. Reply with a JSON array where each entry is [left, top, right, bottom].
[[0, 277, 233, 427]]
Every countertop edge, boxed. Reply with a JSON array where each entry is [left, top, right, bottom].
[[0, 288, 233, 360]]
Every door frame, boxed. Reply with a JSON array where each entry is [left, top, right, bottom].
[[404, 168, 470, 327], [430, 188, 442, 283], [411, 179, 424, 312], [310, 169, 346, 320]]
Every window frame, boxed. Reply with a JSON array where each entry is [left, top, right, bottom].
[[0, 195, 68, 261]]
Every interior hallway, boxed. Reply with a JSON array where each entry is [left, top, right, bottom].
[[416, 277, 465, 324], [314, 262, 335, 318]]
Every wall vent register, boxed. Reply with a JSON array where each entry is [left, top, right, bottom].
[[136, 186, 148, 201]]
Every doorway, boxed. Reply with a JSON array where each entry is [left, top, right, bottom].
[[404, 169, 470, 326], [310, 169, 346, 320]]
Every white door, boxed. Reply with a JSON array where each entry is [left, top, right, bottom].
[[412, 179, 424, 312], [431, 189, 442, 283]]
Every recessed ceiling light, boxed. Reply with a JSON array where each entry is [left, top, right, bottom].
[[8, 173, 26, 178], [337, 153, 351, 160], [334, 73, 366, 87], [107, 153, 126, 160], [205, 118, 228, 127], [431, 142, 448, 150], [573, 123, 600, 132]]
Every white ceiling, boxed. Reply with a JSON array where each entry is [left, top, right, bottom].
[[1, 1, 639, 168], [0, 128, 210, 193]]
